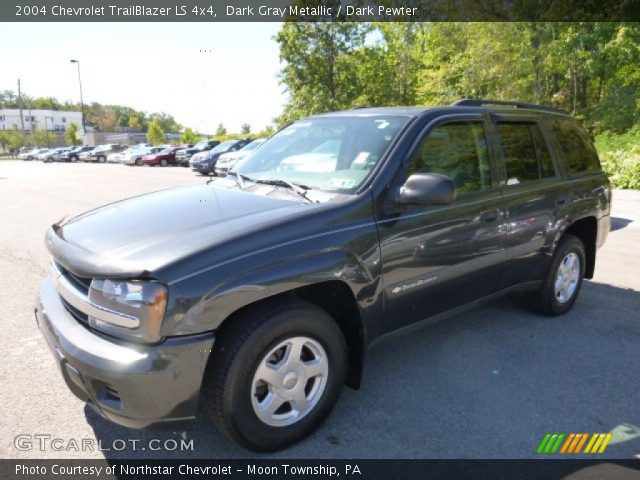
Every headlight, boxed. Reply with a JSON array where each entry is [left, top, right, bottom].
[[88, 279, 167, 343]]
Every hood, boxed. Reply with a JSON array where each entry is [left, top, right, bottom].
[[46, 183, 316, 280]]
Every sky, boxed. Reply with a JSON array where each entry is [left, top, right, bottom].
[[1, 22, 286, 133]]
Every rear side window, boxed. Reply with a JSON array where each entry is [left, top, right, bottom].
[[548, 119, 601, 174], [498, 122, 556, 185], [408, 121, 491, 194]]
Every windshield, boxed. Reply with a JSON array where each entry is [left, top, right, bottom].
[[242, 139, 265, 152], [235, 115, 408, 193], [193, 140, 209, 150], [211, 140, 238, 154]]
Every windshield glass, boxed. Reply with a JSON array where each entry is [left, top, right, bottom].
[[235, 115, 408, 193], [193, 140, 209, 150], [242, 139, 265, 151], [211, 140, 238, 153]]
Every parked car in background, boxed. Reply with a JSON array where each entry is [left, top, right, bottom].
[[36, 149, 57, 161], [85, 144, 125, 163], [19, 148, 49, 161], [123, 146, 165, 166], [176, 140, 220, 165], [42, 148, 73, 163], [140, 147, 180, 167], [61, 146, 93, 162], [190, 139, 252, 175], [215, 138, 266, 176]]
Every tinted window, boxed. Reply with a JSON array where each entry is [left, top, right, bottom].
[[499, 123, 539, 184], [548, 119, 601, 174], [408, 121, 491, 193], [530, 124, 555, 178]]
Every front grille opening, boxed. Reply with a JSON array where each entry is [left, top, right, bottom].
[[60, 297, 89, 325], [54, 261, 92, 294]]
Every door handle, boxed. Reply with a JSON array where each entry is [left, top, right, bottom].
[[479, 210, 501, 223]]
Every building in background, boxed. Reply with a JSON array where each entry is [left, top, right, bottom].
[[0, 108, 83, 132]]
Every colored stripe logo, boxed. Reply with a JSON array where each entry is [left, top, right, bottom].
[[537, 433, 612, 454]]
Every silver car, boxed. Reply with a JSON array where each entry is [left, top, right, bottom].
[[19, 148, 49, 161], [215, 138, 266, 176]]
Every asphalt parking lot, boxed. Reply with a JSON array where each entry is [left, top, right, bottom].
[[1, 160, 639, 459]]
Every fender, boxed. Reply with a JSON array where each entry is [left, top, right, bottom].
[[161, 237, 381, 339]]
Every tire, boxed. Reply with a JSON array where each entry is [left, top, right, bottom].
[[98, 155, 106, 163], [524, 234, 585, 316], [160, 159, 168, 167], [136, 158, 142, 166], [70, 155, 78, 163], [203, 300, 347, 452]]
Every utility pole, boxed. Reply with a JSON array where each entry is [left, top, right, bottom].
[[69, 60, 86, 134], [17, 78, 25, 132]]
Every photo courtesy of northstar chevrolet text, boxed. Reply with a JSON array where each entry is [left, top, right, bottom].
[[1, 0, 640, 478]]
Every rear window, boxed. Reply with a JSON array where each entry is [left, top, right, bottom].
[[548, 119, 601, 174]]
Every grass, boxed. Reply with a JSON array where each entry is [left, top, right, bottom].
[[595, 125, 640, 189]]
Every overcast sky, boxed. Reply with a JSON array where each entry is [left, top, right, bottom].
[[1, 22, 286, 133]]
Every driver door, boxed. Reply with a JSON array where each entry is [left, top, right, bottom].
[[377, 115, 507, 333]]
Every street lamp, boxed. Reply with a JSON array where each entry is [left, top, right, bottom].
[[69, 59, 86, 134]]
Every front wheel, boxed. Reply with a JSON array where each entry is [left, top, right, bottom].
[[160, 159, 168, 167], [203, 300, 347, 452], [524, 234, 585, 316]]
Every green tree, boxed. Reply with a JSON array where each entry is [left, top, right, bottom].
[[65, 122, 80, 146], [32, 127, 56, 147], [128, 115, 142, 130], [215, 123, 228, 137], [146, 119, 165, 145], [240, 123, 251, 135], [9, 125, 26, 150], [180, 128, 199, 145], [275, 19, 370, 124], [0, 130, 11, 153]]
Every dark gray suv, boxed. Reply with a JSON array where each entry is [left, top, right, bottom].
[[36, 100, 611, 451]]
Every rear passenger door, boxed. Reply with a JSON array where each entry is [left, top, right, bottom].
[[493, 115, 567, 288], [378, 115, 507, 331]]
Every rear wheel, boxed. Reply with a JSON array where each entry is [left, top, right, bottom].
[[136, 158, 142, 166], [524, 234, 585, 316], [160, 159, 168, 167], [203, 300, 347, 452], [98, 155, 106, 163]]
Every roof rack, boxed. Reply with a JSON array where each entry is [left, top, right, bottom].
[[453, 99, 568, 115]]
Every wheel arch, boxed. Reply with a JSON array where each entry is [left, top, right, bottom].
[[211, 280, 366, 390], [562, 216, 598, 279]]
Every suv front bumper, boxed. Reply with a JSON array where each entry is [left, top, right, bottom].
[[35, 276, 214, 429]]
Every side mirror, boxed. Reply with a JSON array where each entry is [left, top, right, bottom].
[[396, 172, 456, 206]]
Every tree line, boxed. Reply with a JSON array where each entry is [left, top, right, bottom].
[[275, 22, 640, 134]]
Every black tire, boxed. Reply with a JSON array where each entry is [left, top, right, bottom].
[[136, 158, 142, 166], [524, 234, 586, 316], [203, 300, 347, 452], [160, 159, 168, 167], [98, 155, 106, 163]]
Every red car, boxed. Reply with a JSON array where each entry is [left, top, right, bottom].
[[140, 147, 180, 166]]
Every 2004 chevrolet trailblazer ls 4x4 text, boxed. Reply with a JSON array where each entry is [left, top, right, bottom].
[[36, 100, 611, 451]]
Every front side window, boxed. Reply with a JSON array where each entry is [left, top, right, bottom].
[[236, 115, 409, 193], [408, 121, 492, 194]]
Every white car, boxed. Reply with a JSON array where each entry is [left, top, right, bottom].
[[215, 138, 266, 176], [122, 146, 166, 166], [18, 148, 48, 161]]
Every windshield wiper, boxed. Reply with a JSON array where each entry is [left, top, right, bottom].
[[226, 171, 252, 189], [253, 179, 315, 203]]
